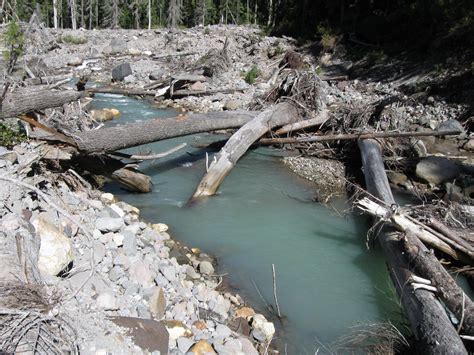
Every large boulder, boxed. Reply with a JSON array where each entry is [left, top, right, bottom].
[[112, 62, 132, 81], [35, 217, 73, 276], [416, 156, 462, 185]]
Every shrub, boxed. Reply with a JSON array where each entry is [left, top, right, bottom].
[[3, 21, 24, 74], [244, 65, 260, 84], [60, 34, 88, 45], [366, 49, 387, 65], [0, 123, 26, 147]]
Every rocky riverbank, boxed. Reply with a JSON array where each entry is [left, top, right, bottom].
[[0, 142, 275, 354]]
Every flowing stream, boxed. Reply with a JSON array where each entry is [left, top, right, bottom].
[[92, 94, 402, 353]]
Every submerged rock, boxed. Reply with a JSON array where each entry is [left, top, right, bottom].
[[251, 314, 275, 342]]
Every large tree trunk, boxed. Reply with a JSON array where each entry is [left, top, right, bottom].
[[358, 139, 467, 354], [1, 90, 83, 119], [53, 0, 58, 28], [74, 111, 257, 153], [192, 102, 301, 199]]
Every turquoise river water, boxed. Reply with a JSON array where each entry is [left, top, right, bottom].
[[91, 93, 402, 353]]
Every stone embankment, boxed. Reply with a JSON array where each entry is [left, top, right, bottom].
[[0, 142, 274, 354]]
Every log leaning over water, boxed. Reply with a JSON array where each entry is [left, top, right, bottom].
[[358, 139, 468, 354], [1, 89, 83, 119], [74, 111, 257, 153], [192, 102, 301, 199]]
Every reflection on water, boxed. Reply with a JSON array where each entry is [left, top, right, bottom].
[[92, 94, 402, 353]]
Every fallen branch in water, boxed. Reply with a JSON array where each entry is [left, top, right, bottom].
[[109, 143, 187, 161]]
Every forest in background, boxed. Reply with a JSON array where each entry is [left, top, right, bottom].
[[0, 0, 473, 50]]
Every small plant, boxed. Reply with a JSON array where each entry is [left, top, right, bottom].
[[60, 34, 88, 45], [244, 65, 260, 84], [3, 21, 25, 74], [0, 123, 26, 147], [317, 24, 337, 50]]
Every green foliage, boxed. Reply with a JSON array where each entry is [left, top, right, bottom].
[[3, 21, 25, 74], [0, 123, 26, 147], [366, 49, 387, 65], [470, 61, 474, 74], [244, 65, 260, 84], [59, 34, 88, 45]]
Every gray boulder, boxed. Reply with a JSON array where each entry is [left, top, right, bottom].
[[95, 217, 124, 233], [112, 62, 132, 81], [438, 119, 464, 134], [416, 156, 462, 185]]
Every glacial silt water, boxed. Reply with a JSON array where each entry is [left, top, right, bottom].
[[92, 94, 401, 353]]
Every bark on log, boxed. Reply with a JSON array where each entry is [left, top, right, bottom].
[[358, 138, 467, 354], [192, 102, 301, 199], [1, 89, 83, 119], [24, 74, 72, 85], [74, 111, 257, 153], [274, 109, 329, 135], [87, 87, 157, 96], [170, 88, 245, 98]]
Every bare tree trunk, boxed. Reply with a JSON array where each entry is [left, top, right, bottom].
[[148, 0, 151, 29], [53, 0, 58, 28], [254, 0, 257, 25], [88, 0, 92, 29], [80, 0, 84, 27], [246, 0, 249, 23], [267, 0, 272, 26], [70, 0, 77, 29], [192, 103, 301, 199], [358, 139, 468, 354], [74, 111, 257, 153]]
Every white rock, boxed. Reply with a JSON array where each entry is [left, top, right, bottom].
[[251, 314, 275, 342], [110, 204, 126, 218], [100, 193, 115, 204], [95, 217, 124, 233], [152, 223, 169, 232], [113, 233, 124, 247], [96, 292, 119, 310], [35, 217, 73, 276]]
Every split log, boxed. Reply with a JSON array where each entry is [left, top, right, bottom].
[[192, 102, 301, 199], [357, 198, 472, 263], [260, 129, 461, 145], [358, 139, 467, 354], [112, 168, 152, 193], [74, 111, 257, 154], [1, 89, 83, 119]]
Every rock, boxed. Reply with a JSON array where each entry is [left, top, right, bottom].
[[152, 223, 168, 233], [0, 147, 17, 163], [149, 70, 164, 80], [164, 320, 193, 341], [35, 217, 73, 276], [128, 48, 141, 56], [93, 241, 106, 263], [67, 56, 83, 66], [190, 81, 206, 91], [160, 265, 176, 282], [112, 62, 132, 81], [410, 138, 427, 157], [189, 340, 216, 355], [111, 317, 169, 354], [251, 314, 275, 342], [239, 337, 259, 355], [113, 233, 124, 247], [122, 231, 137, 256], [193, 320, 207, 331], [95, 217, 124, 233], [90, 109, 115, 122], [114, 254, 131, 269], [463, 139, 474, 151], [129, 260, 154, 287], [416, 157, 462, 185], [149, 287, 167, 320], [235, 306, 255, 319], [438, 119, 464, 134], [100, 193, 115, 204], [216, 338, 242, 353], [445, 182, 464, 202], [198, 261, 214, 275], [387, 171, 408, 187], [223, 100, 241, 111], [109, 38, 128, 54], [96, 292, 119, 310], [215, 324, 231, 339], [177, 337, 194, 353]]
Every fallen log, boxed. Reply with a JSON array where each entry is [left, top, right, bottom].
[[260, 129, 461, 145], [112, 168, 152, 193], [109, 143, 187, 161], [1, 89, 83, 119], [274, 109, 329, 135], [192, 102, 301, 199], [74, 111, 257, 154], [87, 87, 157, 97], [358, 138, 467, 354], [24, 74, 72, 85], [170, 87, 245, 98], [152, 51, 199, 60]]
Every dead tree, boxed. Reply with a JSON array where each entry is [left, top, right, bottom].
[[358, 139, 468, 354], [192, 102, 301, 199]]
